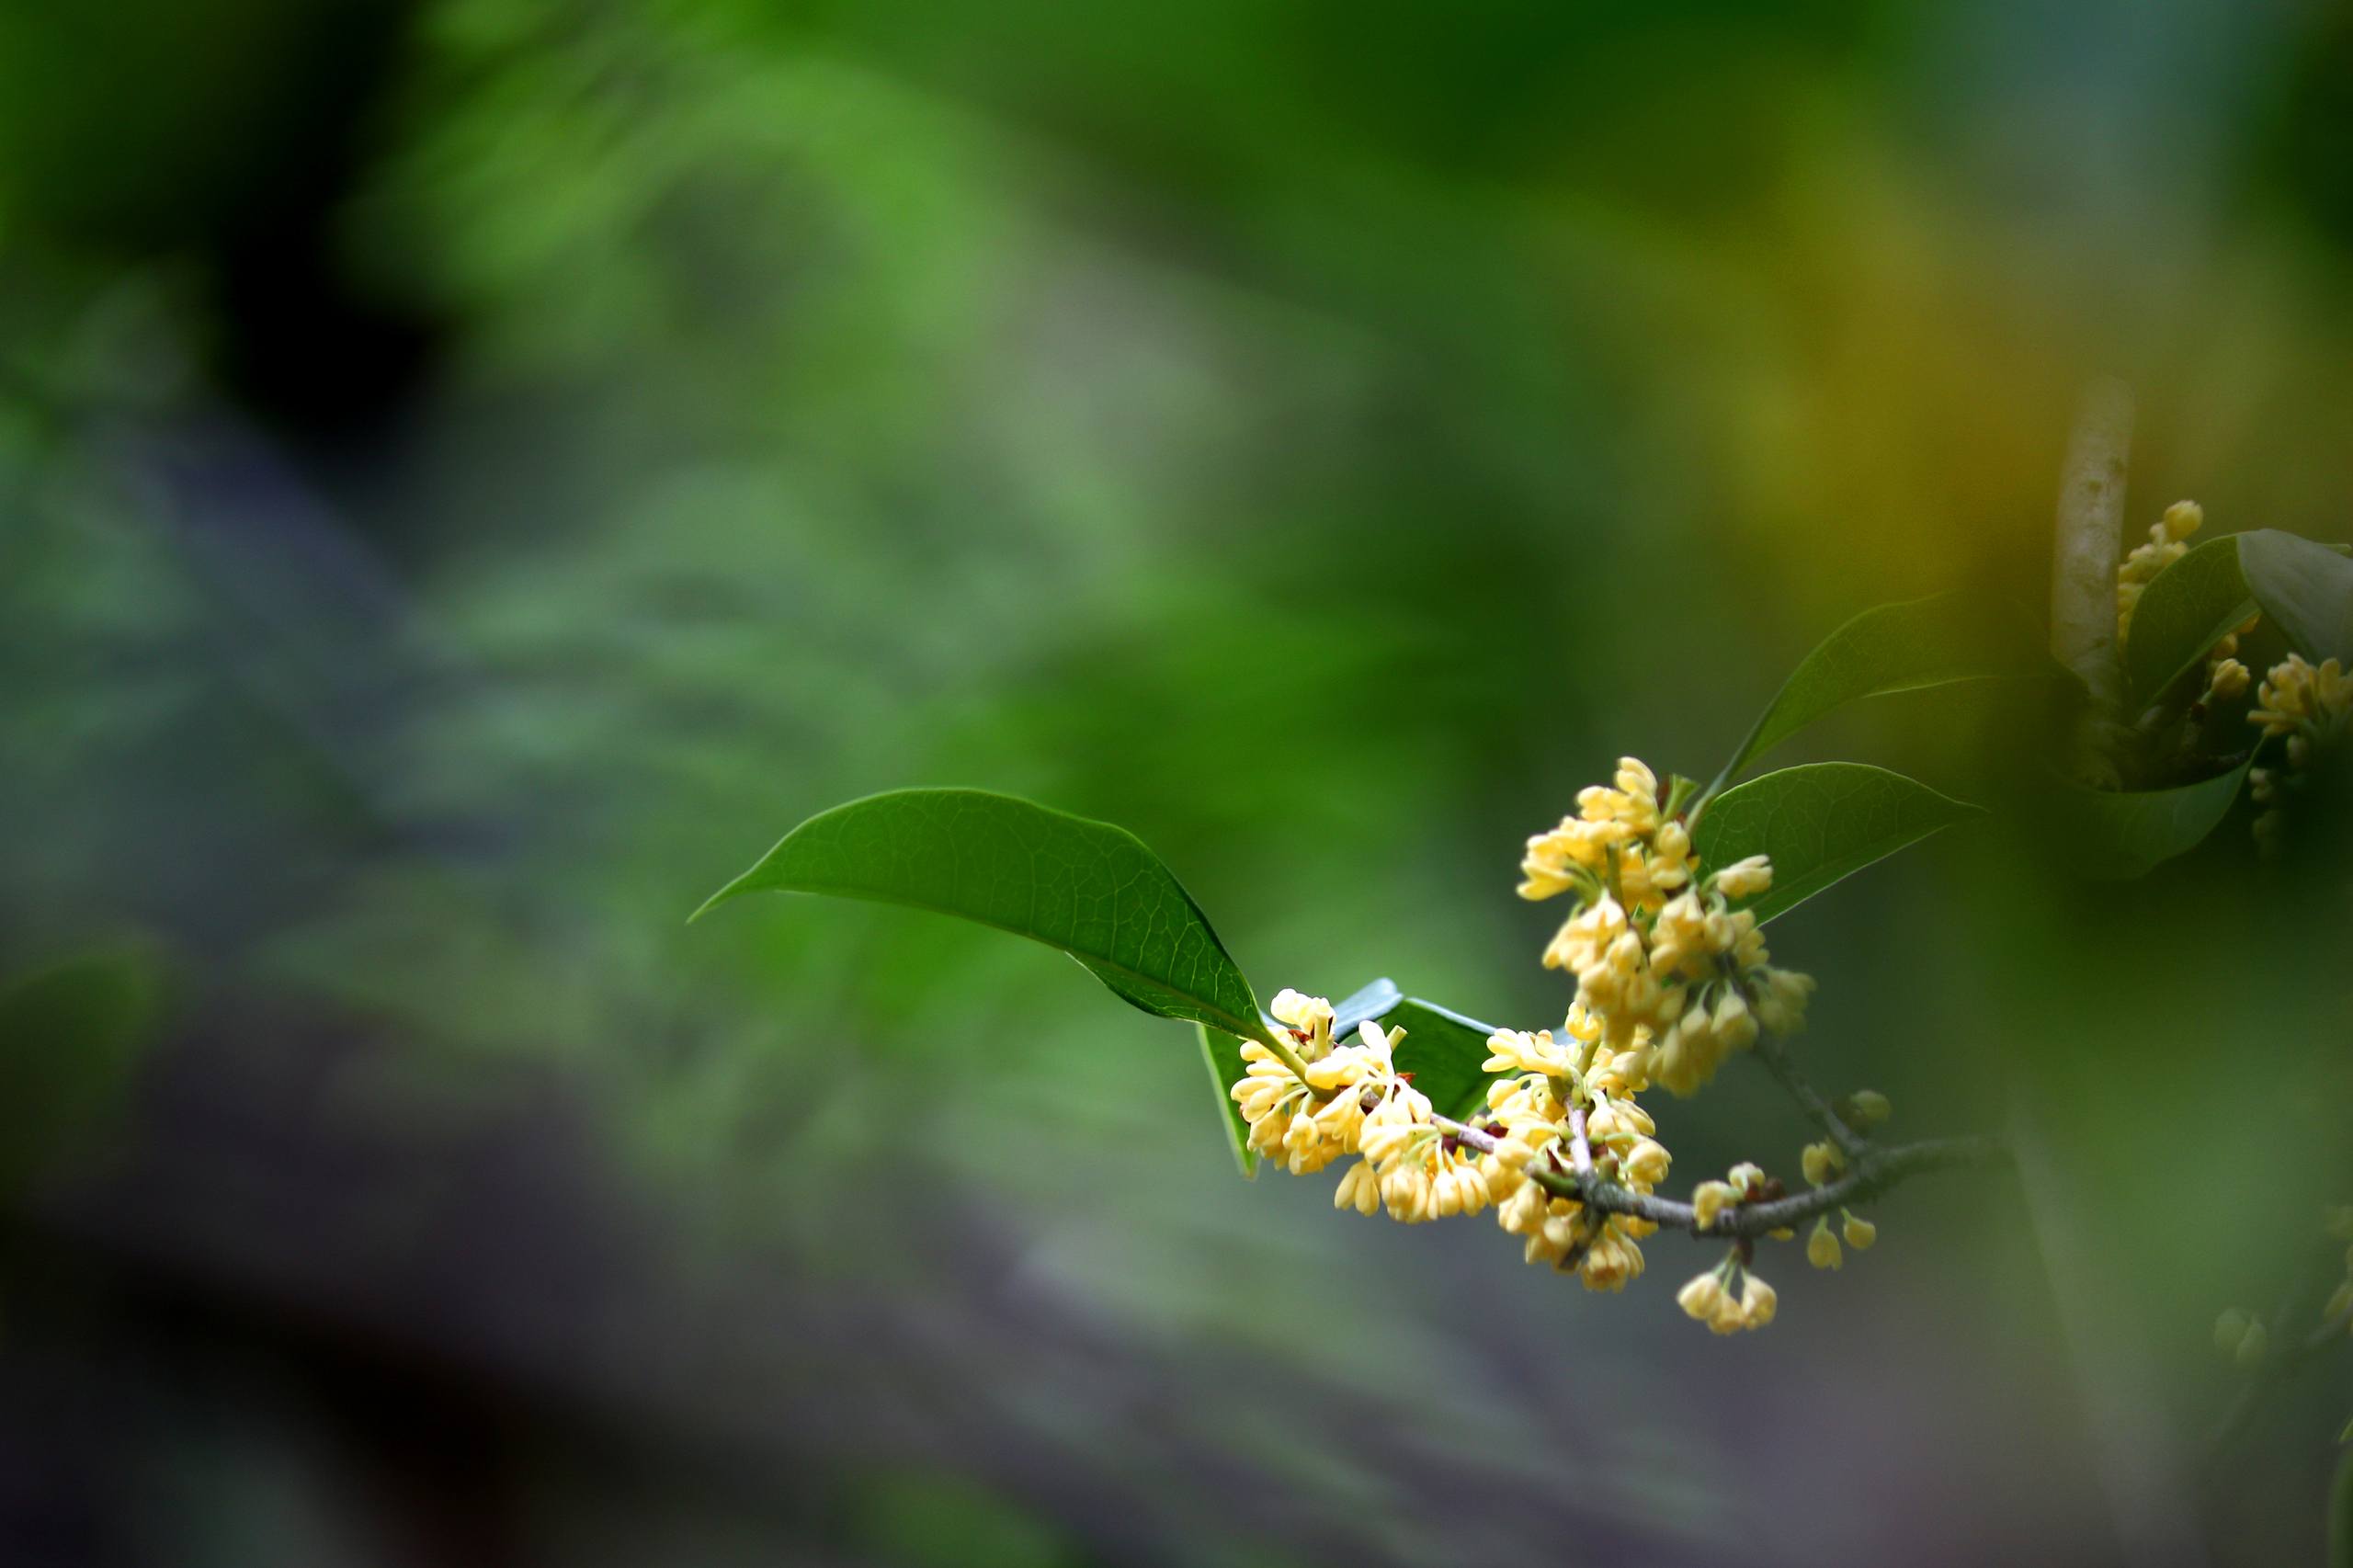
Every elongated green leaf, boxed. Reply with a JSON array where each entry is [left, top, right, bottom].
[[1693, 763, 1981, 922], [1196, 1024, 1256, 1178], [697, 789, 1270, 1045], [1719, 593, 2049, 785], [2125, 531, 2353, 705], [2122, 535, 2255, 707], [2240, 529, 2353, 666], [2045, 757, 2252, 880]]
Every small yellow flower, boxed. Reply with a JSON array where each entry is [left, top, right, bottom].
[[2208, 658, 2249, 701], [1692, 1179, 1741, 1231], [1841, 1089, 1893, 1130], [1807, 1218, 1843, 1270], [1621, 1136, 1671, 1187], [1842, 1211, 1877, 1250], [1677, 1270, 1726, 1322], [1712, 855, 1774, 902], [1801, 1140, 1844, 1187], [1740, 1273, 1779, 1328], [2161, 499, 2205, 540]]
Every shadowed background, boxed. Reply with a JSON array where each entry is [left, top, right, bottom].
[[3, 1, 2352, 1563]]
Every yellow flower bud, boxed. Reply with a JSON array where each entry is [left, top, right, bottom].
[[1740, 1273, 1778, 1328], [1692, 1179, 1740, 1230], [2161, 499, 2204, 540], [1842, 1211, 1877, 1250], [1677, 1270, 1726, 1321], [1843, 1089, 1893, 1129], [1620, 1137, 1671, 1187], [1802, 1141, 1843, 1187], [1728, 1162, 1766, 1195], [1713, 855, 1774, 902], [1807, 1218, 1842, 1270]]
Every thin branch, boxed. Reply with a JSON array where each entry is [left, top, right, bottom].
[[2051, 377, 2136, 784], [1749, 1032, 1870, 1164], [1435, 1112, 2006, 1240]]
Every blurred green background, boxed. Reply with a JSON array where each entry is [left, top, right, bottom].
[[3, 1, 2351, 1563]]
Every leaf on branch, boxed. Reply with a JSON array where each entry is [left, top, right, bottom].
[[2124, 531, 2353, 707], [1718, 593, 2052, 786], [695, 788, 1271, 1045], [1692, 762, 1982, 922], [2045, 758, 2253, 881], [1196, 1023, 1256, 1178], [1381, 996, 1506, 1124], [2239, 529, 2353, 667]]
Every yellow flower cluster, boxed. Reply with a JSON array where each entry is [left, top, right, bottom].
[[1519, 757, 1813, 1096], [2116, 500, 2205, 642], [2245, 654, 2350, 850], [1480, 1028, 1671, 1290], [1676, 1163, 1783, 1334], [1233, 990, 1409, 1176], [1796, 1132, 1878, 1270]]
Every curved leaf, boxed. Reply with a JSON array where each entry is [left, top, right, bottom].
[[1719, 593, 2050, 785], [696, 788, 1270, 1044], [2121, 535, 2255, 707], [1693, 763, 1981, 922], [2125, 531, 2353, 706], [2045, 758, 2251, 881], [1196, 1024, 1256, 1178], [2240, 528, 2353, 666]]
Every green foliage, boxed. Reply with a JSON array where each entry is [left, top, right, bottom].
[[0, 944, 163, 1191], [1196, 1023, 1256, 1178], [2121, 536, 2257, 707], [1717, 592, 2050, 787], [697, 788, 1270, 1046], [2044, 758, 2254, 880], [1380, 996, 1506, 1123], [2123, 530, 2353, 706], [1692, 763, 1980, 922], [2239, 529, 2353, 667]]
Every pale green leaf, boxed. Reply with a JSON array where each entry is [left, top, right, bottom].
[[696, 789, 1269, 1045], [1693, 763, 1981, 922], [2239, 528, 2353, 666], [1719, 593, 2050, 785], [1381, 997, 1502, 1124], [2045, 758, 2252, 881]]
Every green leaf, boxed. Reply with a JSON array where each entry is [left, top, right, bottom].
[[2123, 531, 2353, 706], [1692, 763, 1982, 922], [697, 789, 1270, 1045], [2121, 535, 2256, 707], [1718, 593, 2050, 786], [1196, 1024, 1256, 1179], [2239, 528, 2353, 666], [2044, 758, 2252, 881], [1381, 997, 1503, 1124], [0, 945, 164, 1191]]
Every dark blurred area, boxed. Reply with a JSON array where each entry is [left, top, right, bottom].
[[4, 2, 2352, 1563]]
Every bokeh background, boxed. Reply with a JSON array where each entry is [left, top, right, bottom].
[[4, 2, 2352, 1563]]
